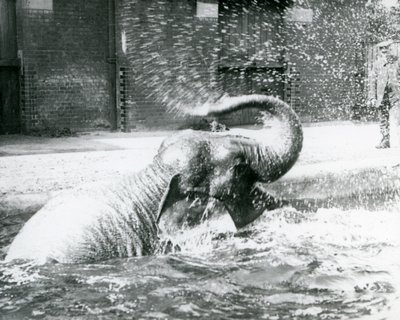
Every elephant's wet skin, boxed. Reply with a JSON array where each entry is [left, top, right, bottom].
[[158, 177, 288, 234], [5, 94, 303, 264]]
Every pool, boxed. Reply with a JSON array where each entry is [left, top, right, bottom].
[[1, 187, 400, 320]]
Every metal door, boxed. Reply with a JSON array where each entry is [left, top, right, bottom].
[[218, 0, 286, 126], [0, 0, 20, 134]]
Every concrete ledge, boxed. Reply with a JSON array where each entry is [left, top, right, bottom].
[[0, 193, 54, 216], [0, 193, 54, 257], [268, 160, 400, 209]]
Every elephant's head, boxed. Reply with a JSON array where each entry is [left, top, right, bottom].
[[156, 95, 303, 230]]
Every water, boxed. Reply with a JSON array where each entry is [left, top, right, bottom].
[[1, 201, 400, 320]]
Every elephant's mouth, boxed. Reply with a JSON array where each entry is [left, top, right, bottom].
[[158, 190, 228, 237], [185, 186, 209, 196], [168, 185, 284, 230], [185, 187, 230, 207]]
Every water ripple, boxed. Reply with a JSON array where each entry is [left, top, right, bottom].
[[1, 205, 400, 319]]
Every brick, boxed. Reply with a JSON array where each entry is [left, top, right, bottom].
[[17, 0, 111, 132]]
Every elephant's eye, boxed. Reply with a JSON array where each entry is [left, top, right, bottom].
[[234, 163, 248, 175]]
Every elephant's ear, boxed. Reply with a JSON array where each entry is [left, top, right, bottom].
[[157, 174, 185, 223], [223, 185, 287, 229]]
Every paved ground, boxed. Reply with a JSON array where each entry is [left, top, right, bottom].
[[1, 121, 400, 210]]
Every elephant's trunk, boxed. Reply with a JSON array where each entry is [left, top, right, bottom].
[[192, 95, 303, 183]]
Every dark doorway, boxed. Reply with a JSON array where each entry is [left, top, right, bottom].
[[218, 66, 285, 125], [0, 0, 20, 134]]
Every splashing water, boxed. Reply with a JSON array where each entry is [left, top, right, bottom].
[[3, 0, 399, 318], [1, 199, 400, 319]]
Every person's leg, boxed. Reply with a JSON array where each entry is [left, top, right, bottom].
[[377, 89, 391, 148]]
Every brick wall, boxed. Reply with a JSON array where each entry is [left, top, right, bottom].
[[17, 0, 112, 132], [284, 0, 369, 121], [16, 0, 370, 132]]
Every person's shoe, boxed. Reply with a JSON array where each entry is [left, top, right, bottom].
[[376, 137, 390, 149]]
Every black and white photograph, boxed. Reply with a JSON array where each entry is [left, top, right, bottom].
[[1, 0, 400, 319]]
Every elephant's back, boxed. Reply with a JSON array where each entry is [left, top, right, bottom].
[[6, 168, 167, 263], [5, 193, 110, 263]]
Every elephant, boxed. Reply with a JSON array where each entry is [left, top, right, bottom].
[[5, 94, 303, 264]]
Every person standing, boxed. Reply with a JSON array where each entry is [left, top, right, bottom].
[[367, 39, 400, 148]]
